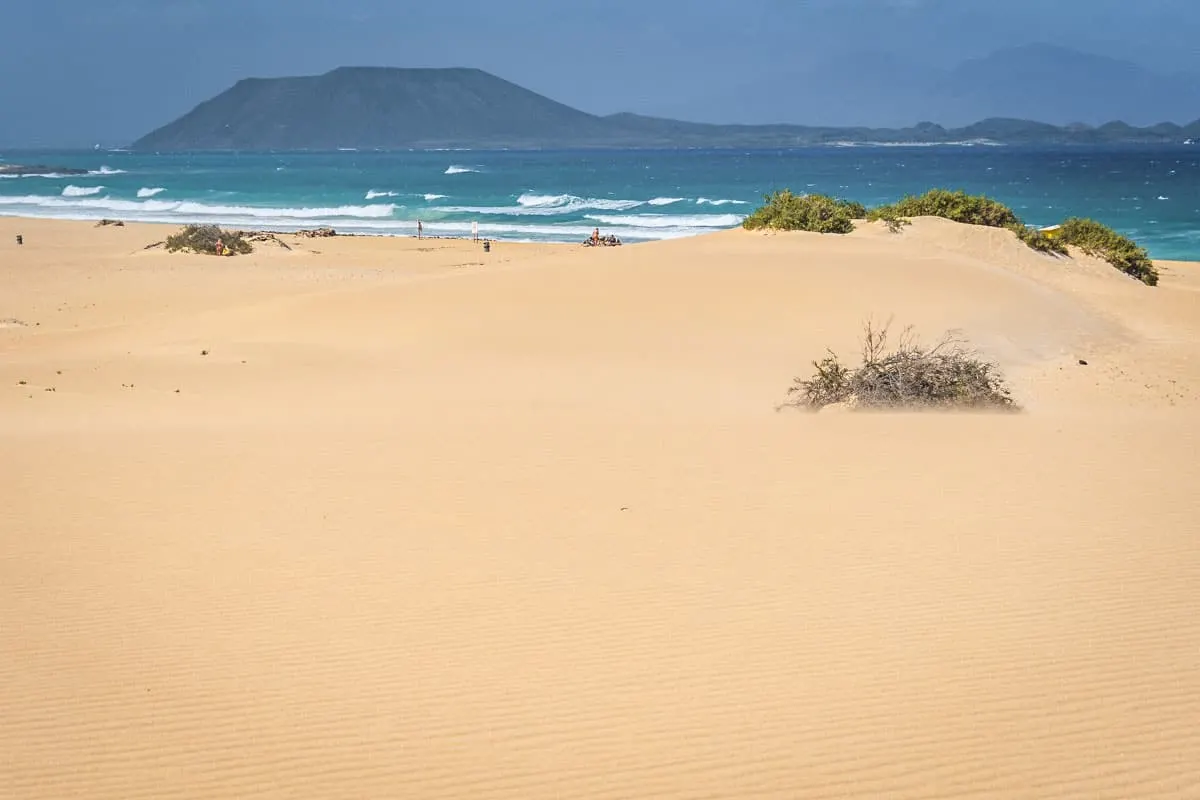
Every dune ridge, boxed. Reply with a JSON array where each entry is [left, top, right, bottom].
[[3, 217, 1199, 799]]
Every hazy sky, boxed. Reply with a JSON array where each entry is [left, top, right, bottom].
[[3, 0, 1198, 146]]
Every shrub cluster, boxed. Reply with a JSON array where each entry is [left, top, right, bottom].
[[165, 224, 253, 256], [870, 206, 912, 234], [1007, 223, 1068, 255], [1055, 217, 1158, 285], [783, 321, 1018, 412], [869, 189, 1020, 228], [742, 190, 862, 234], [741, 188, 1157, 285]]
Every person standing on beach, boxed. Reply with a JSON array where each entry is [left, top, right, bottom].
[[417, 220, 423, 240], [472, 220, 478, 242]]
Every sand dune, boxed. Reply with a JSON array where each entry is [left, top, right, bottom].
[[3, 217, 1199, 799]]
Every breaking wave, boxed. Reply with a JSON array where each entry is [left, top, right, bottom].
[[137, 187, 166, 198], [0, 194, 397, 221], [365, 190, 398, 199], [647, 197, 685, 206], [62, 185, 105, 197], [696, 198, 749, 206], [424, 193, 448, 201], [89, 166, 126, 175], [445, 165, 479, 175]]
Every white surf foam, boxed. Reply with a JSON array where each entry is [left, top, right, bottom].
[[0, 194, 738, 244], [424, 193, 448, 201], [517, 193, 643, 211], [365, 190, 399, 199], [696, 198, 749, 206], [62, 185, 105, 197], [0, 194, 397, 220], [89, 166, 126, 175], [137, 187, 166, 198], [441, 194, 644, 216], [586, 213, 744, 229], [445, 165, 479, 175], [0, 172, 70, 180], [647, 197, 685, 206]]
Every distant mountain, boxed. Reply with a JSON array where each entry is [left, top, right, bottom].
[[940, 44, 1200, 126], [664, 44, 1200, 129], [135, 67, 612, 151], [132, 66, 1200, 151]]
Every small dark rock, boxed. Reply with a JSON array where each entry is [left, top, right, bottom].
[[1078, 359, 1089, 366], [201, 350, 209, 356]]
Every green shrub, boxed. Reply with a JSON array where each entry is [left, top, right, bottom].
[[742, 190, 858, 234], [869, 206, 912, 234], [165, 224, 253, 256], [870, 189, 1021, 229], [1055, 218, 1158, 285], [782, 320, 1018, 412], [840, 200, 868, 220], [1007, 223, 1068, 255]]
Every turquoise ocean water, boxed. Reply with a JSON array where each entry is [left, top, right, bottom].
[[1, 146, 1197, 259]]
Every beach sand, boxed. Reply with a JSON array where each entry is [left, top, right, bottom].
[[3, 216, 1199, 799]]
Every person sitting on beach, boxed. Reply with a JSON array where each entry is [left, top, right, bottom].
[[215, 237, 225, 256]]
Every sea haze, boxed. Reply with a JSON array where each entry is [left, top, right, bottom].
[[1, 147, 1197, 259]]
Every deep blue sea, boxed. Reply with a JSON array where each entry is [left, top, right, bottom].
[[2, 146, 1198, 259]]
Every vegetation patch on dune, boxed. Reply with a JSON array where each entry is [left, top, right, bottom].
[[743, 188, 1156, 285], [1054, 217, 1158, 285], [868, 189, 1020, 228], [165, 224, 253, 256], [782, 320, 1019, 412], [742, 190, 863, 234]]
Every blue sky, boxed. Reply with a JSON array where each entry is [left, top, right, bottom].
[[3, 0, 1198, 146]]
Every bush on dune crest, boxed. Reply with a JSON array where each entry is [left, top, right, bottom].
[[741, 190, 861, 234], [1007, 222, 1068, 255], [742, 187, 1156, 285], [782, 320, 1019, 412], [1055, 217, 1158, 286], [869, 189, 1020, 228]]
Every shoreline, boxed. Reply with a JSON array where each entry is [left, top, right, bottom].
[[2, 213, 1196, 262]]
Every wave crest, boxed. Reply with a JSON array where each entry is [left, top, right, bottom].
[[696, 198, 749, 206], [62, 185, 104, 197], [137, 187, 166, 198], [89, 166, 126, 175], [366, 190, 398, 199], [445, 165, 479, 175], [0, 194, 397, 219]]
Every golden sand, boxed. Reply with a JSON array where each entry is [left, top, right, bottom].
[[3, 216, 1199, 798]]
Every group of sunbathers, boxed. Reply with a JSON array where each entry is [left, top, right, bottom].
[[585, 227, 622, 247]]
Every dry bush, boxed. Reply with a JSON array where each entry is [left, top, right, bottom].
[[783, 320, 1018, 412], [165, 224, 253, 256]]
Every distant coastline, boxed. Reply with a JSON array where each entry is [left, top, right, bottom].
[[129, 67, 1200, 152]]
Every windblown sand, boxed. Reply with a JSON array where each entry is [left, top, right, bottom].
[[3, 216, 1199, 799]]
